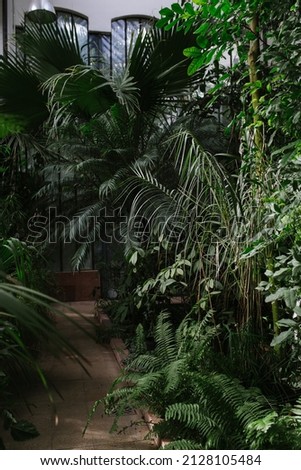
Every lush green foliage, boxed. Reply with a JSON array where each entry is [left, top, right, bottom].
[[86, 0, 301, 450], [88, 313, 301, 449], [0, 22, 83, 136], [35, 27, 205, 269], [1, 0, 301, 450]]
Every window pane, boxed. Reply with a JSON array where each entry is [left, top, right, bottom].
[[89, 33, 111, 69], [101, 34, 111, 66], [111, 19, 125, 72], [57, 11, 88, 63], [74, 16, 88, 61], [57, 12, 72, 31], [89, 16, 153, 72], [126, 20, 139, 58]]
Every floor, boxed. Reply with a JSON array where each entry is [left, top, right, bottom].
[[4, 301, 154, 450]]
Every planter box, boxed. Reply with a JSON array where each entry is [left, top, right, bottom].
[[110, 337, 130, 367], [55, 270, 101, 301]]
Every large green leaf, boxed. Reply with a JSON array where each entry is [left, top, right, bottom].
[[129, 27, 202, 114], [0, 21, 84, 135], [0, 280, 91, 366], [0, 55, 48, 132], [18, 22, 83, 81]]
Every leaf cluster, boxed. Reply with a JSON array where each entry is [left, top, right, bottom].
[[89, 312, 301, 449]]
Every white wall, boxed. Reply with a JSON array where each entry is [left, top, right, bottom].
[[0, 0, 172, 54], [13, 0, 169, 31], [1, 2, 232, 68]]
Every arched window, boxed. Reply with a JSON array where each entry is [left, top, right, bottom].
[[56, 10, 89, 61], [88, 32, 111, 69], [111, 16, 154, 72]]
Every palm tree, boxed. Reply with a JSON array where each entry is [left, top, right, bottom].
[[0, 21, 87, 242], [35, 26, 205, 268], [111, 125, 258, 323]]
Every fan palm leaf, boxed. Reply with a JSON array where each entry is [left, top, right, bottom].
[[0, 21, 83, 136], [18, 22, 83, 81], [128, 26, 203, 114], [0, 54, 48, 133]]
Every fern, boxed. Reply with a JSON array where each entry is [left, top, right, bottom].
[[133, 323, 147, 355], [164, 359, 187, 394], [166, 403, 211, 429], [153, 312, 177, 365], [87, 312, 301, 449]]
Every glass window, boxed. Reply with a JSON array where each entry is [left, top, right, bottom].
[[56, 10, 89, 62], [89, 32, 111, 70], [15, 25, 25, 61], [111, 16, 154, 72], [112, 18, 126, 72]]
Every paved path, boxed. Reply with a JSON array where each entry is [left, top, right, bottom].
[[5, 301, 154, 450]]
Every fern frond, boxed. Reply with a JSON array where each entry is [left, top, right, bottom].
[[164, 359, 187, 394], [153, 312, 177, 365], [134, 323, 147, 355], [126, 354, 157, 373], [166, 403, 205, 428]]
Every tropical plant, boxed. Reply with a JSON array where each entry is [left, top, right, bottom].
[[2, 0, 300, 451], [87, 311, 301, 449], [33, 26, 207, 269], [0, 275, 92, 448], [157, 0, 301, 337], [0, 21, 84, 136], [0, 237, 91, 448], [85, 2, 301, 446]]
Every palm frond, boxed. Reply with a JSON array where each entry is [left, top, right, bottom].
[[129, 27, 203, 113], [0, 280, 91, 370], [0, 54, 48, 132], [109, 67, 140, 114], [0, 21, 84, 135], [44, 65, 116, 125], [16, 22, 83, 81]]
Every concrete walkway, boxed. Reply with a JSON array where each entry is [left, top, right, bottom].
[[5, 301, 154, 450]]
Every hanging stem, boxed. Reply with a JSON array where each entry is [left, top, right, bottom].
[[247, 14, 264, 176], [266, 257, 280, 338], [248, 13, 280, 346], [266, 256, 280, 357]]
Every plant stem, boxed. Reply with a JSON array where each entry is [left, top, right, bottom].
[[248, 14, 264, 177], [266, 257, 280, 349]]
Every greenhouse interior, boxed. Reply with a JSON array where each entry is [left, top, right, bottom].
[[0, 0, 301, 451]]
